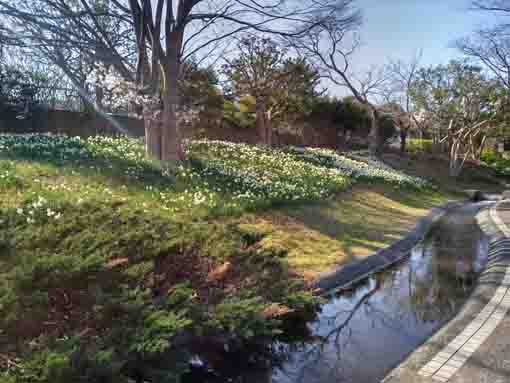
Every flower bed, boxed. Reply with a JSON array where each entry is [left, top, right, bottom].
[[0, 135, 352, 213], [287, 146, 429, 188], [0, 135, 427, 215], [184, 140, 350, 207]]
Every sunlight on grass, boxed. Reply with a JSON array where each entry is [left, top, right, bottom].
[[240, 184, 455, 278]]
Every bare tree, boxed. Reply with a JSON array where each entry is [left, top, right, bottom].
[[0, 0, 354, 162], [290, 8, 391, 155], [412, 61, 502, 177], [442, 119, 495, 177], [386, 51, 422, 153], [456, 28, 510, 90], [472, 0, 510, 13]]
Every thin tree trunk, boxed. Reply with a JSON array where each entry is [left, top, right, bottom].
[[95, 85, 104, 110], [160, 34, 184, 163], [265, 114, 272, 146], [162, 90, 183, 162], [255, 96, 267, 144], [400, 126, 408, 154], [145, 111, 162, 159], [368, 107, 381, 156], [476, 135, 487, 161], [449, 139, 467, 177]]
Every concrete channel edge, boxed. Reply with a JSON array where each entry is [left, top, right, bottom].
[[311, 200, 468, 294], [382, 200, 510, 383]]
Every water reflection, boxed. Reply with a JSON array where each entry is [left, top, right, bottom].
[[190, 205, 489, 383]]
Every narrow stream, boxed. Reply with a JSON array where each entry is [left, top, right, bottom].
[[189, 203, 489, 383]]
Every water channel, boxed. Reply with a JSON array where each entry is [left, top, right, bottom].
[[188, 203, 490, 383]]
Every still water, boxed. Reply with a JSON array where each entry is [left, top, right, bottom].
[[191, 203, 489, 383]]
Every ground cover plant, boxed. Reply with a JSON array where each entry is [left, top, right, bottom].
[[481, 149, 510, 176], [0, 134, 432, 382], [286, 146, 429, 188]]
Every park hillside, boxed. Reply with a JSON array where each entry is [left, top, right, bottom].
[[1, 0, 510, 382]]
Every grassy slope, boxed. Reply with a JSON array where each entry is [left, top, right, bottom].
[[383, 150, 507, 194], [0, 137, 325, 382], [241, 183, 453, 279], [240, 149, 507, 279], [0, 135, 500, 382]]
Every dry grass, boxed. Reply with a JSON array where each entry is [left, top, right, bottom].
[[239, 183, 456, 279]]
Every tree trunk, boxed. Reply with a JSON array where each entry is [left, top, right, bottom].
[[274, 125, 280, 146], [255, 96, 267, 144], [368, 107, 381, 156], [95, 85, 104, 110], [475, 135, 487, 161], [161, 89, 183, 162], [400, 126, 408, 154], [159, 34, 184, 163], [265, 114, 273, 146], [449, 139, 465, 177], [337, 128, 346, 150], [145, 112, 162, 159]]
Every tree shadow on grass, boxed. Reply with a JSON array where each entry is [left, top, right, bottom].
[[0, 149, 176, 192], [276, 184, 440, 266]]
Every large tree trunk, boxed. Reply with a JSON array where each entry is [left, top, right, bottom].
[[161, 88, 183, 162], [159, 33, 184, 162]]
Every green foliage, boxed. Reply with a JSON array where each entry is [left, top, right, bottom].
[[378, 114, 398, 144], [308, 96, 371, 137], [223, 99, 256, 129], [336, 96, 371, 133], [185, 140, 350, 207], [207, 298, 281, 340], [481, 149, 510, 175], [180, 59, 223, 110], [0, 62, 51, 112], [223, 37, 321, 130], [130, 310, 193, 355], [0, 160, 20, 189], [309, 96, 340, 117], [407, 139, 434, 154], [285, 146, 429, 188], [411, 60, 504, 133], [278, 58, 322, 120], [13, 351, 74, 383]]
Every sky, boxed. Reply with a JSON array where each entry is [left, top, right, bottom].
[[330, 0, 500, 96]]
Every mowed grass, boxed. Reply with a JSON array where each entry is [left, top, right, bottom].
[[238, 183, 454, 278]]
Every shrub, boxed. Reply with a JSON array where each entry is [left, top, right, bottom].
[[407, 139, 434, 154], [481, 148, 510, 175]]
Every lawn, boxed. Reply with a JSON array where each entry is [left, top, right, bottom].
[[0, 134, 463, 382], [239, 183, 452, 279]]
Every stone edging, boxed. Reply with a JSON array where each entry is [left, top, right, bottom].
[[382, 200, 510, 383], [311, 200, 467, 294], [489, 200, 510, 237]]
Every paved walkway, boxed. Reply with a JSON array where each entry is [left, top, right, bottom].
[[383, 200, 510, 383]]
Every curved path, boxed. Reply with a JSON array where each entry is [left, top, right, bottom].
[[383, 200, 510, 383]]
